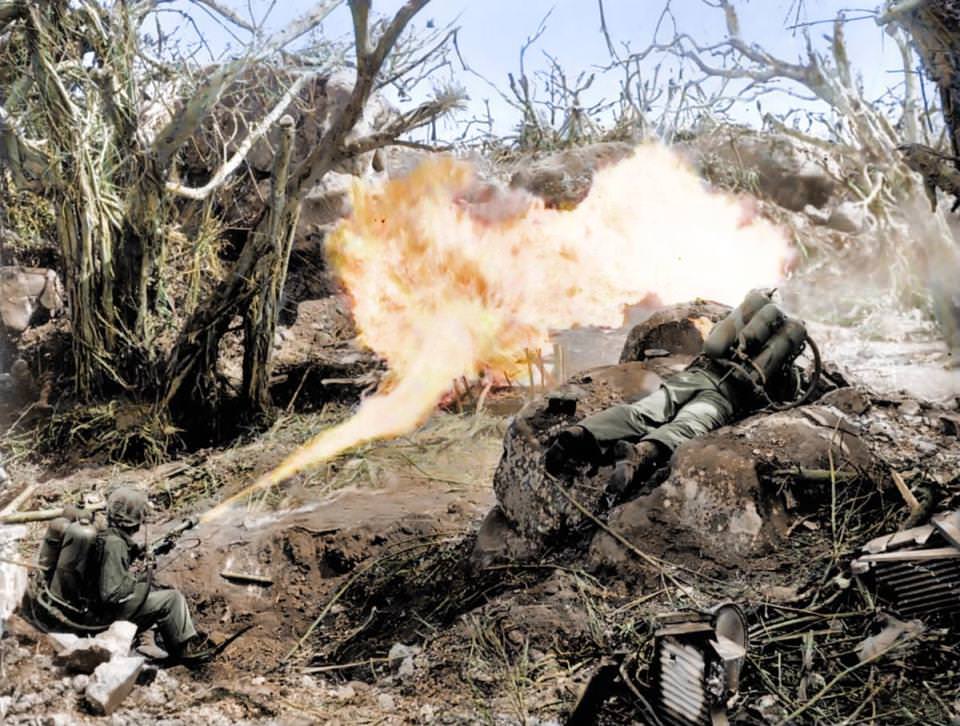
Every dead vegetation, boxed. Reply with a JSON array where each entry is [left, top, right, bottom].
[[2, 2, 960, 725]]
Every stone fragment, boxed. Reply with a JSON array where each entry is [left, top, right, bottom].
[[97, 620, 137, 659], [387, 642, 414, 667], [398, 657, 415, 679], [49, 620, 136, 674], [85, 655, 145, 716], [49, 633, 111, 674], [377, 693, 396, 711]]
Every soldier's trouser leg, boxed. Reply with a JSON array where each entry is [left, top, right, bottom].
[[121, 589, 197, 649], [576, 392, 663, 442], [641, 388, 734, 452], [579, 369, 727, 446]]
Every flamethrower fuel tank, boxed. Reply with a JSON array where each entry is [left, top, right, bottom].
[[702, 289, 772, 360]]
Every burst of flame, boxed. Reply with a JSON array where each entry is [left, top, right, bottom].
[[203, 143, 791, 521]]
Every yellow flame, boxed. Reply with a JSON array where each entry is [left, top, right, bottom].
[[203, 143, 791, 521]]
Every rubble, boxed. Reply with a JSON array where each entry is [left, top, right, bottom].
[[49, 620, 136, 674], [84, 655, 146, 716]]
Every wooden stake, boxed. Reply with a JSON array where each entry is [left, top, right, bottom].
[[890, 469, 922, 516], [0, 482, 39, 517], [0, 503, 105, 525], [221, 570, 274, 586]]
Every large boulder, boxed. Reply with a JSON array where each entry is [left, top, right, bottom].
[[683, 127, 843, 211], [508, 142, 635, 208], [619, 300, 731, 363], [589, 405, 884, 573], [0, 266, 63, 333]]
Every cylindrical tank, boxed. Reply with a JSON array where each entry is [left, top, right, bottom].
[[49, 520, 99, 606], [37, 516, 71, 582], [703, 289, 772, 359], [737, 303, 786, 354], [751, 317, 807, 383]]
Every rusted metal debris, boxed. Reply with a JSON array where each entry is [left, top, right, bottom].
[[651, 604, 748, 726], [852, 508, 960, 620]]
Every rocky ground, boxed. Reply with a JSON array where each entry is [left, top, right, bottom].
[[1, 130, 960, 724], [1, 296, 958, 724]]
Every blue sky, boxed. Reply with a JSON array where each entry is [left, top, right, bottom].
[[160, 1, 924, 139]]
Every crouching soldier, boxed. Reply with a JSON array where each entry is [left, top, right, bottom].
[[98, 487, 215, 663], [545, 290, 813, 500]]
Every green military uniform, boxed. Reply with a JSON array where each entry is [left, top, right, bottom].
[[98, 527, 197, 650], [578, 367, 736, 452]]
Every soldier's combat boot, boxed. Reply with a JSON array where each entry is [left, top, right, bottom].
[[544, 426, 603, 478], [607, 440, 663, 502], [170, 633, 218, 666]]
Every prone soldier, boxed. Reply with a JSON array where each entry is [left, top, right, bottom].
[[545, 290, 812, 499]]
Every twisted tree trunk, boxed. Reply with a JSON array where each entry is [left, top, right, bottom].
[[887, 0, 960, 161], [242, 116, 299, 420]]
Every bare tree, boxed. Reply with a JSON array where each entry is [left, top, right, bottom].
[[0, 0, 460, 444]]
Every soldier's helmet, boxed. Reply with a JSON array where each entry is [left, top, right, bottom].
[[107, 487, 148, 528]]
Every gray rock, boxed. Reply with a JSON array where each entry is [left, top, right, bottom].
[[98, 621, 137, 659], [49, 620, 136, 674], [398, 656, 415, 679], [49, 632, 112, 674], [827, 201, 867, 234], [0, 266, 64, 333], [85, 656, 145, 716], [72, 673, 90, 693], [377, 693, 396, 711], [387, 642, 414, 667]]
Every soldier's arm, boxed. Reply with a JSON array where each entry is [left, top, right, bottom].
[[98, 535, 141, 606]]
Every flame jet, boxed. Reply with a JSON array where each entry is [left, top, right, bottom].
[[203, 144, 791, 522]]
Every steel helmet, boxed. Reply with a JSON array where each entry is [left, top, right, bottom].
[[107, 487, 148, 528]]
